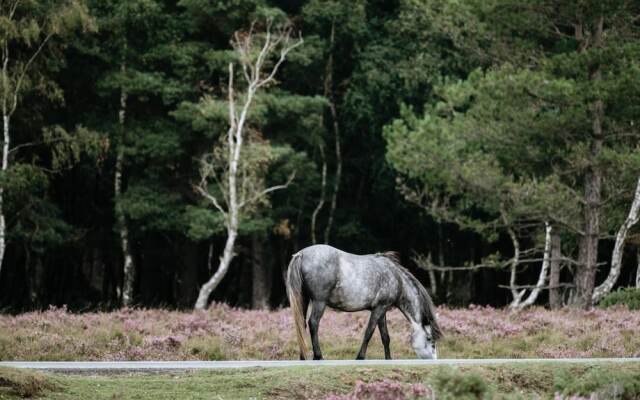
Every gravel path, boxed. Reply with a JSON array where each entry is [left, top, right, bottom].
[[2, 358, 639, 372]]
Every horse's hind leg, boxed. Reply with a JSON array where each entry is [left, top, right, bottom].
[[377, 313, 391, 360], [308, 300, 326, 360], [299, 296, 310, 360], [356, 306, 386, 360]]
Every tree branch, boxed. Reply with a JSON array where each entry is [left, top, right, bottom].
[[238, 171, 296, 209]]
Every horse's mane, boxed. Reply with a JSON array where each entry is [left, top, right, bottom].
[[377, 251, 401, 264], [377, 252, 443, 341]]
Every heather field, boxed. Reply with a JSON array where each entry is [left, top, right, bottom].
[[1, 304, 639, 361]]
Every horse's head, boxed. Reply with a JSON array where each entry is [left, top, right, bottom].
[[410, 323, 437, 360]]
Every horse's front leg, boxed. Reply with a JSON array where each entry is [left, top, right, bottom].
[[356, 306, 386, 360], [377, 313, 391, 360], [308, 300, 326, 360]]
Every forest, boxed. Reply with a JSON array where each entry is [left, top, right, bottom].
[[0, 0, 639, 312]]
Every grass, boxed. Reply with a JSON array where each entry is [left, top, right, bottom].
[[1, 362, 640, 399], [1, 305, 639, 362], [0, 367, 57, 398]]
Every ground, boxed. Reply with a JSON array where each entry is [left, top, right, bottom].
[[2, 362, 640, 399], [1, 305, 639, 399], [0, 304, 638, 361]]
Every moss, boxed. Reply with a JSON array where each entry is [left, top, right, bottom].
[[0, 367, 58, 398]]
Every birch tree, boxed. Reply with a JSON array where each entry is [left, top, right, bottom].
[[510, 223, 552, 310], [0, 0, 93, 276], [636, 249, 640, 289], [592, 177, 640, 304], [194, 21, 302, 310]]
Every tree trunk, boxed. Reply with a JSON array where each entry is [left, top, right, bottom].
[[437, 222, 446, 299], [251, 234, 270, 309], [592, 177, 640, 303], [115, 61, 135, 307], [311, 145, 326, 244], [24, 245, 36, 305], [425, 253, 438, 296], [549, 230, 562, 309], [171, 241, 198, 308], [195, 63, 242, 310], [194, 28, 300, 309], [324, 21, 341, 245], [0, 113, 8, 277], [507, 226, 525, 308], [195, 230, 237, 309], [575, 127, 602, 308], [574, 16, 604, 310], [636, 247, 640, 289], [516, 223, 552, 309]]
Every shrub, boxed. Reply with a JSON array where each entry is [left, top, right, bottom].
[[599, 288, 640, 310], [432, 368, 491, 400], [554, 367, 640, 399]]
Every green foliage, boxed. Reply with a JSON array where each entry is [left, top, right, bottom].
[[554, 366, 640, 399], [184, 206, 226, 241], [384, 0, 640, 277], [432, 368, 492, 400], [599, 288, 640, 310], [3, 0, 640, 310], [1, 163, 72, 251], [118, 184, 185, 232], [0, 0, 95, 111], [43, 125, 103, 170]]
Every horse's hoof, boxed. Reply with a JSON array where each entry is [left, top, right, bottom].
[[355, 356, 364, 360], [313, 355, 323, 360]]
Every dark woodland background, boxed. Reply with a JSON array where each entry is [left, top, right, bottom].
[[1, 0, 639, 311]]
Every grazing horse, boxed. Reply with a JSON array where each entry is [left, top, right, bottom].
[[286, 244, 442, 360]]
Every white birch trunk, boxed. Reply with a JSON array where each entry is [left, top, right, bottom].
[[592, 176, 640, 304], [516, 222, 552, 309], [195, 229, 237, 309], [0, 113, 9, 276], [507, 226, 525, 308], [115, 59, 135, 307], [636, 247, 640, 289], [195, 63, 245, 310]]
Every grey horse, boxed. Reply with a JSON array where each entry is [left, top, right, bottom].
[[286, 244, 442, 360]]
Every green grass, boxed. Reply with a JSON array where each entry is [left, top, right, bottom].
[[2, 362, 640, 399]]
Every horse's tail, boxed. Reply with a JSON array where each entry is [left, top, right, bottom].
[[286, 252, 309, 359]]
